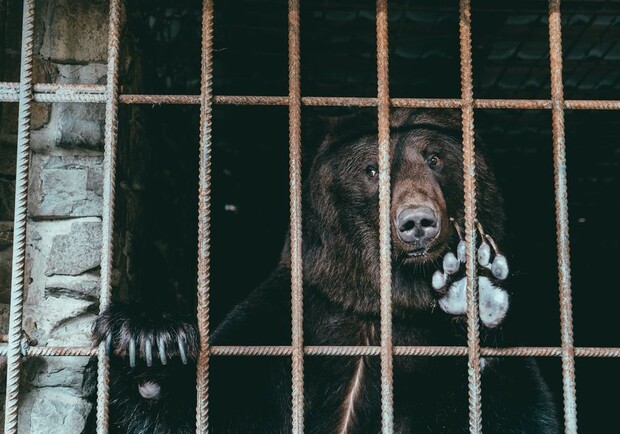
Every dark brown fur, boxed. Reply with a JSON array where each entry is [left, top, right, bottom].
[[94, 109, 557, 433]]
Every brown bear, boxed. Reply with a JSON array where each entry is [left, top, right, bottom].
[[94, 109, 558, 433]]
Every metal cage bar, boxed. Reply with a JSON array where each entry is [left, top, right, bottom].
[[4, 82, 620, 110], [3, 1, 35, 432], [288, 1, 305, 432], [195, 0, 215, 432], [0, 344, 618, 358], [376, 0, 395, 432], [458, 0, 484, 432], [96, 0, 123, 433], [548, 0, 578, 432]]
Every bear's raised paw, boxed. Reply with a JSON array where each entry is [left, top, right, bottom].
[[432, 220, 510, 328]]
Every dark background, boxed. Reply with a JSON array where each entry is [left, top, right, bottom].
[[115, 0, 620, 431]]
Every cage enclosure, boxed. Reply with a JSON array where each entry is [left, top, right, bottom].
[[0, 0, 619, 432]]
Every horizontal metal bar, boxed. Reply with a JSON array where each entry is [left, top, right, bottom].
[[0, 346, 96, 357], [3, 82, 620, 109], [0, 345, 618, 358], [0, 83, 107, 103], [212, 346, 620, 357]]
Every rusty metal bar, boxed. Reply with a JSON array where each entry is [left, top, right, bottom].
[[3, 1, 35, 432], [195, 0, 215, 432], [4, 82, 620, 110], [1, 345, 619, 358], [548, 1, 578, 432], [208, 346, 620, 357], [288, 1, 305, 432], [376, 0, 394, 432], [96, 1, 122, 433], [0, 346, 97, 357], [459, 0, 484, 432]]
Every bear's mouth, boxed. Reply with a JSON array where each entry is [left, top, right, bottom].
[[401, 243, 443, 263], [406, 247, 427, 258]]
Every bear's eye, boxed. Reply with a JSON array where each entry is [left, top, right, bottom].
[[365, 165, 379, 179], [427, 154, 442, 169]]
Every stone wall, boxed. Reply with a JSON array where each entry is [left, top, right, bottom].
[[0, 1, 136, 432]]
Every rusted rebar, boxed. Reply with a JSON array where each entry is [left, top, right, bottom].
[[3, 1, 35, 432], [288, 1, 305, 433], [458, 0, 483, 432], [548, 1, 578, 432], [376, 0, 394, 432], [1, 344, 619, 358], [97, 1, 122, 433], [3, 81, 620, 109], [195, 0, 215, 432]]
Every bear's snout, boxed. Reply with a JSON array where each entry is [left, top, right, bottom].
[[395, 205, 440, 246]]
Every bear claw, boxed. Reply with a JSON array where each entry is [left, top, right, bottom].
[[433, 220, 510, 328], [158, 336, 168, 365], [93, 305, 199, 367]]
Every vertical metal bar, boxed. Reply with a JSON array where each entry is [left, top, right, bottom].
[[548, 1, 578, 432], [288, 1, 304, 433], [97, 0, 122, 433], [458, 0, 483, 432], [376, 0, 394, 432], [195, 0, 215, 432], [3, 1, 35, 432]]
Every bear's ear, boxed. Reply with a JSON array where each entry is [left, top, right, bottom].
[[302, 110, 345, 154], [391, 109, 462, 133], [304, 109, 376, 154]]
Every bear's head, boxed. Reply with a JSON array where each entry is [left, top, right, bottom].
[[296, 109, 505, 319]]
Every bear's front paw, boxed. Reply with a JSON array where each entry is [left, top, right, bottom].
[[432, 220, 509, 328], [93, 304, 199, 367]]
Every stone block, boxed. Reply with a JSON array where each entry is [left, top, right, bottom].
[[39, 0, 109, 64], [58, 103, 106, 149], [45, 274, 99, 301], [28, 390, 92, 434], [56, 63, 107, 85], [31, 103, 105, 151], [45, 220, 102, 276], [29, 155, 103, 218]]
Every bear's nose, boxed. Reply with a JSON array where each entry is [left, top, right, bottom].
[[396, 206, 439, 244]]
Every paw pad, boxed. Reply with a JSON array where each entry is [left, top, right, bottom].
[[432, 219, 510, 328]]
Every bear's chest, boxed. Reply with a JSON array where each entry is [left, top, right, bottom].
[[301, 308, 470, 434]]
